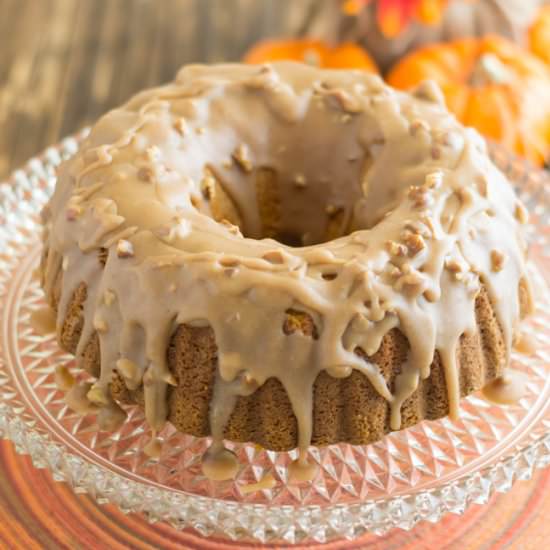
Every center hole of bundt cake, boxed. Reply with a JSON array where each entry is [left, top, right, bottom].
[[205, 163, 367, 247]]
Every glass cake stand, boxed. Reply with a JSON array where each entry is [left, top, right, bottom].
[[0, 134, 549, 546]]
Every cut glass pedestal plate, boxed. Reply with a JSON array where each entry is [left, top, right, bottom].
[[0, 135, 549, 546]]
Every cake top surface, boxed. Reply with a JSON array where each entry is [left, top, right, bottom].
[[43, 62, 531, 459]]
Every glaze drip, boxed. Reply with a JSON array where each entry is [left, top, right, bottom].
[[41, 63, 532, 459], [482, 371, 528, 405], [30, 306, 57, 336]]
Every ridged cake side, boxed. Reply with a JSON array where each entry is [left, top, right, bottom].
[[46, 250, 530, 451]]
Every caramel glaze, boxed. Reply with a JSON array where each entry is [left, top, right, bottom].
[[239, 473, 277, 494], [481, 370, 527, 405], [41, 63, 532, 464], [30, 306, 57, 335]]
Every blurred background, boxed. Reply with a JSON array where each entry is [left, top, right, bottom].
[[0, 0, 323, 179], [2, 0, 550, 180]]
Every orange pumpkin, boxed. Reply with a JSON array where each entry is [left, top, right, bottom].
[[244, 39, 378, 72], [530, 5, 550, 65], [387, 36, 550, 166], [332, 0, 544, 72]]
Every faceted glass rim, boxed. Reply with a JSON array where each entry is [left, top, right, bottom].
[[0, 132, 549, 544]]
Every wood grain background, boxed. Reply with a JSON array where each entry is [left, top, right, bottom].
[[0, 0, 327, 180]]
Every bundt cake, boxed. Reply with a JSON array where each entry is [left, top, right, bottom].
[[40, 62, 533, 475]]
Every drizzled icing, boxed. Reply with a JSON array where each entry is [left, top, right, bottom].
[[239, 473, 277, 494], [41, 62, 531, 460], [30, 306, 57, 336], [481, 370, 528, 405]]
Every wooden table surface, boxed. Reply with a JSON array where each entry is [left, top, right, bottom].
[[1, 2, 550, 548]]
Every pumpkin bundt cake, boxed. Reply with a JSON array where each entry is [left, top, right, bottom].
[[40, 63, 532, 470]]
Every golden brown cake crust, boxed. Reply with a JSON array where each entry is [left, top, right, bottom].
[[52, 265, 514, 451]]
